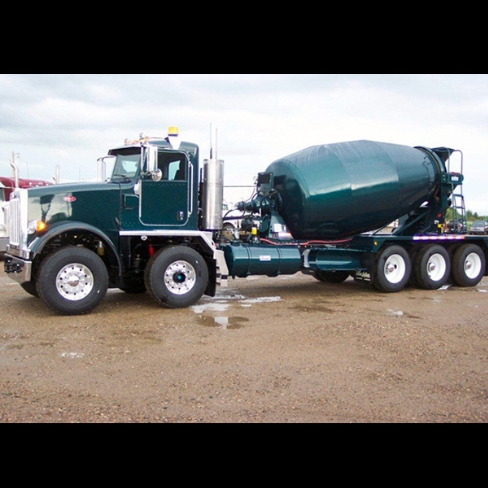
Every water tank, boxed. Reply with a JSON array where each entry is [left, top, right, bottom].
[[266, 140, 444, 239]]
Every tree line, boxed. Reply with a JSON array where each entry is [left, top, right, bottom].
[[446, 208, 487, 223]]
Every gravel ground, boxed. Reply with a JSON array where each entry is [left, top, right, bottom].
[[1, 263, 487, 423]]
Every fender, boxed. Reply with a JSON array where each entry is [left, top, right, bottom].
[[29, 221, 122, 272]]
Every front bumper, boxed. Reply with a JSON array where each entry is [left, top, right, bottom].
[[3, 254, 32, 284]]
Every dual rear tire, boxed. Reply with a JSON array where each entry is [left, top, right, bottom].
[[373, 243, 485, 293], [144, 246, 209, 309], [451, 244, 486, 287]]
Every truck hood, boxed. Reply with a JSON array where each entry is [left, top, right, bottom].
[[24, 181, 124, 232], [27, 180, 114, 195]]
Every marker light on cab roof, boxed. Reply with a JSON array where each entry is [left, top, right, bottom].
[[124, 127, 178, 145]]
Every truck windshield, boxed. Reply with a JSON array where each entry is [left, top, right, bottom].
[[110, 149, 141, 181]]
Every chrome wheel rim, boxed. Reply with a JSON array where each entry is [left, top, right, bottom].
[[56, 263, 94, 301], [164, 261, 196, 295]]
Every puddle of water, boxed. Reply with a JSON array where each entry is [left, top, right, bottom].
[[199, 315, 249, 329], [191, 302, 230, 314], [239, 296, 282, 305], [213, 293, 246, 300], [193, 293, 281, 314]]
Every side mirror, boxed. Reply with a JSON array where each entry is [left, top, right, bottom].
[[146, 146, 163, 181], [147, 146, 158, 173], [97, 155, 115, 182]]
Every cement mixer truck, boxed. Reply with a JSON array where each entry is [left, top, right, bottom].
[[3, 127, 487, 316]]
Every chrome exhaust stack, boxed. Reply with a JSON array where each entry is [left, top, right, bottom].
[[10, 152, 19, 188], [201, 124, 224, 231]]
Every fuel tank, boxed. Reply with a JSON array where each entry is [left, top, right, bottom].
[[223, 242, 302, 278], [266, 140, 444, 239]]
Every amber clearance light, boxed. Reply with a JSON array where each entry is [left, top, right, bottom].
[[28, 220, 48, 234]]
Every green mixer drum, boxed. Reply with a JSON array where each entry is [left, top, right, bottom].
[[266, 140, 443, 240]]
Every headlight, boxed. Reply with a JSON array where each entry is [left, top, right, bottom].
[[27, 220, 47, 234]]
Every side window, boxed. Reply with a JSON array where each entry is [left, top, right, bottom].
[[158, 152, 186, 181]]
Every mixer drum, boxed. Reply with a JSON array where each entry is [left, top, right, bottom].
[[266, 140, 442, 240]]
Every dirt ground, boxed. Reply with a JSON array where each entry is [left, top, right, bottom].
[[1, 261, 487, 423]]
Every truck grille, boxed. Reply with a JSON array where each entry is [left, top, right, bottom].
[[7, 197, 21, 246]]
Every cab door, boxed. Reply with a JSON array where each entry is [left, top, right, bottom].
[[140, 150, 190, 227]]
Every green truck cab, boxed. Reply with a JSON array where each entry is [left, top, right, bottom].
[[4, 129, 229, 315]]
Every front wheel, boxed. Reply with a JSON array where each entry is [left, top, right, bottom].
[[144, 246, 209, 309], [373, 245, 411, 292], [451, 244, 485, 287], [36, 246, 109, 315]]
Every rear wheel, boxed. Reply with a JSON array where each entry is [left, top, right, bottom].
[[144, 246, 209, 309], [373, 245, 411, 292], [451, 244, 485, 287], [36, 246, 108, 315], [414, 244, 450, 290]]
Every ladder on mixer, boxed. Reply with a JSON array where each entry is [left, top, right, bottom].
[[447, 149, 466, 234]]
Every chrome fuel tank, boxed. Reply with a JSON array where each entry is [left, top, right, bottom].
[[266, 140, 443, 239]]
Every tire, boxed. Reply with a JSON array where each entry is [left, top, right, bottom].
[[36, 246, 109, 315], [313, 270, 350, 283], [21, 280, 39, 297], [451, 244, 485, 287], [144, 246, 209, 309], [413, 244, 451, 290], [373, 245, 411, 292]]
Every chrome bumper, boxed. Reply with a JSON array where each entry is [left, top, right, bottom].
[[3, 254, 32, 284]]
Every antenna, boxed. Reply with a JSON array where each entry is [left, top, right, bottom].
[[210, 123, 217, 160]]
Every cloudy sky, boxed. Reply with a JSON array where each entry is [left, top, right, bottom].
[[1, 74, 487, 213]]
